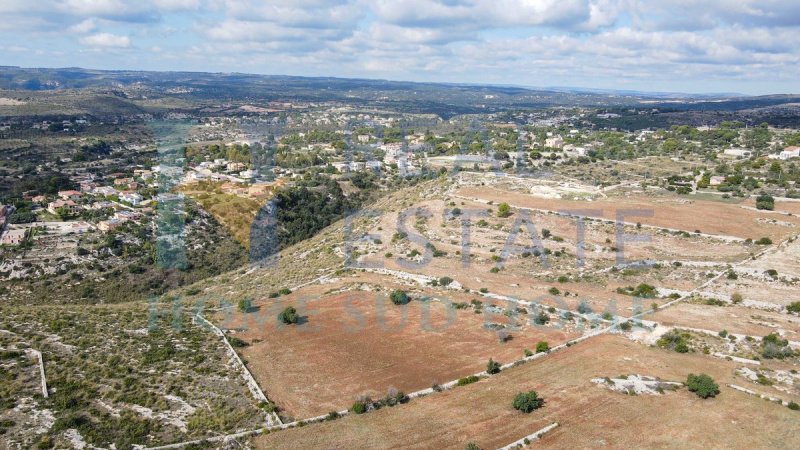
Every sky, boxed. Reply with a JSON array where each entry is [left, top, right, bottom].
[[1, 0, 799, 95]]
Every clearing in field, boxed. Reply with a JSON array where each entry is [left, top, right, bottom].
[[255, 334, 800, 449], [212, 274, 578, 419], [456, 185, 800, 241]]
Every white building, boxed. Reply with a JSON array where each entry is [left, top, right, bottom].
[[779, 146, 800, 160], [545, 136, 564, 149], [119, 192, 143, 206]]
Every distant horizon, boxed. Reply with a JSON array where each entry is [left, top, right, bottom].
[[1, 1, 798, 96], [4, 64, 798, 99]]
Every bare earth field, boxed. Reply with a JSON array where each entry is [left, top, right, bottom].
[[216, 275, 578, 419], [457, 186, 800, 241], [255, 334, 800, 449], [649, 302, 800, 339]]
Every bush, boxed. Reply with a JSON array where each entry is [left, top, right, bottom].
[[351, 400, 368, 414], [761, 333, 793, 359], [278, 306, 299, 325], [228, 337, 249, 348], [755, 237, 773, 245], [439, 276, 454, 286], [657, 330, 690, 353], [486, 358, 501, 375], [577, 301, 592, 314], [389, 290, 410, 305], [786, 302, 800, 314], [788, 401, 800, 411], [535, 341, 550, 353], [464, 443, 483, 450], [238, 298, 252, 313], [497, 203, 512, 218], [458, 375, 480, 386], [512, 391, 544, 413], [731, 293, 743, 304], [756, 194, 774, 211], [548, 287, 560, 296], [686, 373, 719, 399]]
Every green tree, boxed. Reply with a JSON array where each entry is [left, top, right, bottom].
[[497, 203, 512, 218], [512, 391, 544, 413], [756, 194, 775, 211], [686, 373, 719, 399], [278, 306, 299, 325], [535, 341, 550, 353], [389, 290, 410, 305], [486, 358, 501, 374], [238, 298, 252, 313]]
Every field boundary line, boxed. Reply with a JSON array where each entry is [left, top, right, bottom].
[[497, 422, 559, 450]]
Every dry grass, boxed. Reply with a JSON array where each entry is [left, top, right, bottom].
[[254, 334, 800, 449]]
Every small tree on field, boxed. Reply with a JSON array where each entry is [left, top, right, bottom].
[[535, 341, 550, 353], [390, 290, 410, 305], [278, 306, 299, 325], [497, 203, 512, 218], [756, 194, 775, 211], [238, 298, 252, 313], [486, 358, 501, 374], [686, 373, 719, 399], [512, 391, 544, 413]]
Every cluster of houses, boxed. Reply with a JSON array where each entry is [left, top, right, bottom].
[[12, 169, 159, 239], [185, 158, 259, 183], [722, 146, 800, 161]]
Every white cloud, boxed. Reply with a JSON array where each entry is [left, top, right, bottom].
[[79, 32, 131, 48], [69, 18, 97, 33]]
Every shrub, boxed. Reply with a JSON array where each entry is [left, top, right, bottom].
[[278, 288, 292, 295], [486, 358, 501, 375], [788, 401, 800, 411], [547, 287, 560, 296], [756, 194, 774, 210], [458, 375, 480, 386], [755, 237, 773, 245], [351, 400, 368, 414], [497, 203, 512, 218], [228, 337, 249, 348], [535, 341, 550, 353], [686, 373, 719, 399], [731, 293, 743, 304], [577, 301, 592, 314], [278, 306, 299, 325], [464, 443, 483, 450], [761, 333, 793, 359], [524, 349, 533, 357], [389, 290, 410, 305], [512, 391, 544, 413], [237, 298, 252, 313], [439, 276, 454, 286], [620, 321, 632, 331], [787, 302, 800, 314], [657, 330, 690, 353], [533, 311, 549, 325]]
